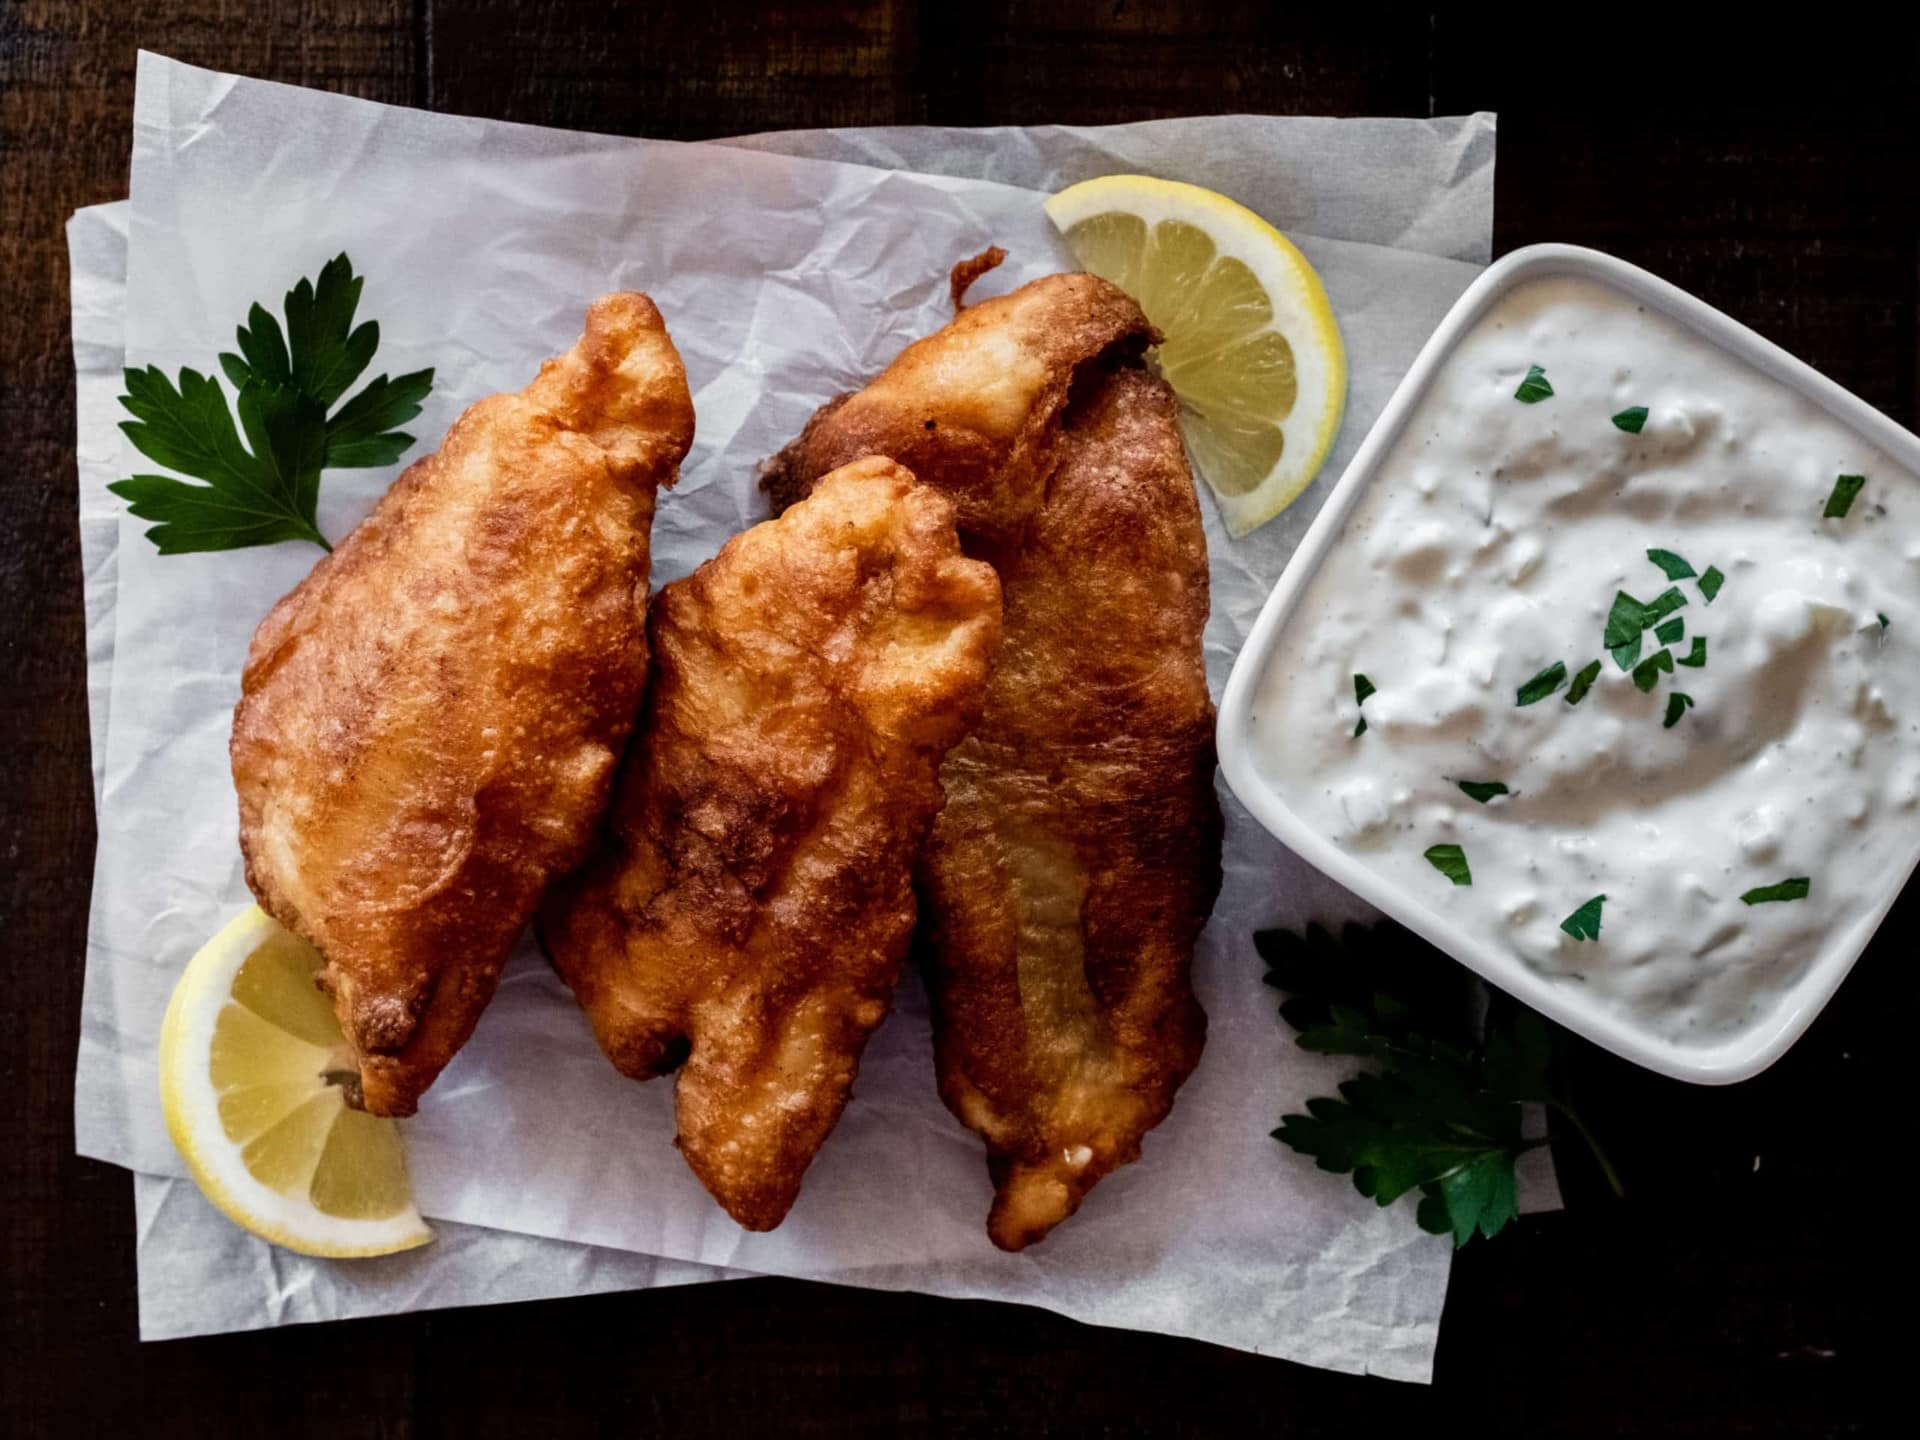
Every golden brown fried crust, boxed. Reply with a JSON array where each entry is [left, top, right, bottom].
[[541, 459, 1001, 1231], [231, 293, 694, 1118], [760, 271, 1157, 548], [919, 366, 1221, 1250]]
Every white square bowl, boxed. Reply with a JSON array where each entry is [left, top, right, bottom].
[[1216, 242, 1920, 1084]]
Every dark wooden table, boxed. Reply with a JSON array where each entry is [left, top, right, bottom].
[[5, 6, 1916, 1434]]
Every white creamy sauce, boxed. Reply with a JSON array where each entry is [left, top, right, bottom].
[[1253, 275, 1920, 1044]]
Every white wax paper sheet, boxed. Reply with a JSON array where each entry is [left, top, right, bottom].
[[71, 56, 1525, 1378], [725, 115, 1497, 265]]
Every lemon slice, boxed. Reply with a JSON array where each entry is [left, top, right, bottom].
[[158, 906, 431, 1257], [1046, 174, 1347, 537]]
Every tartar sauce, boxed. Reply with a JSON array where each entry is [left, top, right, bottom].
[[1253, 275, 1919, 1044]]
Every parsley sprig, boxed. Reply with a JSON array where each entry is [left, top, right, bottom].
[[112, 254, 434, 555], [1260, 922, 1620, 1246]]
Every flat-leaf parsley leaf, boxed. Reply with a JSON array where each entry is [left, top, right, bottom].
[[1258, 923, 1620, 1246], [111, 254, 434, 556]]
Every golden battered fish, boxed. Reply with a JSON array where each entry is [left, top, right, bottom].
[[542, 458, 1001, 1231], [765, 261, 1221, 1249], [761, 266, 1154, 549], [920, 366, 1220, 1249], [231, 293, 694, 1117]]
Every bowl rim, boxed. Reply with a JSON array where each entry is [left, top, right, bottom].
[[1215, 241, 1920, 1085]]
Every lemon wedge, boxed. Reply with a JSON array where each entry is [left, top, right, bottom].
[[158, 906, 431, 1257], [1046, 174, 1347, 536]]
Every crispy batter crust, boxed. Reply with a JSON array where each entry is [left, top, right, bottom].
[[231, 293, 694, 1117], [541, 459, 1001, 1231], [920, 367, 1221, 1250], [760, 270, 1156, 546]]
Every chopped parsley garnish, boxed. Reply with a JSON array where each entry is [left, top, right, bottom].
[[1607, 587, 1688, 670], [1646, 547, 1695, 580], [1611, 406, 1649, 434], [1560, 895, 1606, 942], [111, 254, 432, 555], [1514, 365, 1554, 403], [1879, 613, 1891, 631], [1643, 587, 1688, 625], [1259, 922, 1621, 1247], [1516, 661, 1568, 706], [1741, 877, 1811, 905], [1654, 617, 1685, 646], [1663, 692, 1695, 728], [1605, 591, 1648, 648], [1424, 844, 1473, 887], [1632, 649, 1674, 692], [1352, 673, 1376, 737], [1699, 566, 1725, 603], [1456, 780, 1510, 805], [1677, 637, 1708, 667], [1605, 592, 1649, 669], [1566, 659, 1603, 705], [1823, 474, 1866, 519]]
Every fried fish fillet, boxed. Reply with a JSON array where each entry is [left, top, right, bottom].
[[231, 293, 694, 1118], [542, 458, 1001, 1231], [920, 367, 1220, 1250], [761, 268, 1154, 550], [765, 261, 1222, 1249]]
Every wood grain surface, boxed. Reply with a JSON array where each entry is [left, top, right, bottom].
[[3, 4, 1915, 1434]]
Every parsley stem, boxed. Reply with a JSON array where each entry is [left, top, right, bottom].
[[1546, 1098, 1625, 1199]]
